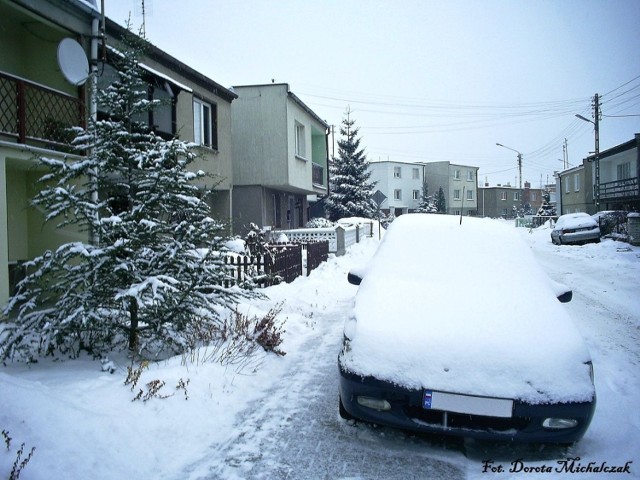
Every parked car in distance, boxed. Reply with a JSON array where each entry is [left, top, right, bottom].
[[339, 214, 596, 444], [551, 212, 601, 245]]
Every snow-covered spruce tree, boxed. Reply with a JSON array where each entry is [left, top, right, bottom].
[[435, 186, 447, 213], [416, 182, 437, 213], [536, 191, 557, 216], [1, 29, 253, 361], [325, 108, 376, 221]]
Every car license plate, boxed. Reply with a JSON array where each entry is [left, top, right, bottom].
[[423, 390, 513, 418]]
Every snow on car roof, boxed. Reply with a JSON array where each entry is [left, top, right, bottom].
[[342, 214, 594, 404], [555, 212, 598, 230]]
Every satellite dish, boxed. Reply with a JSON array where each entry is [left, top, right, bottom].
[[57, 38, 89, 86]]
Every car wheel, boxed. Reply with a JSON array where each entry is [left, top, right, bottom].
[[339, 395, 355, 420]]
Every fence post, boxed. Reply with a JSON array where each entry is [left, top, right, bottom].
[[336, 226, 346, 256], [628, 213, 640, 246], [356, 225, 360, 243]]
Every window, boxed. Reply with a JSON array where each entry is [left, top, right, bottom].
[[501, 192, 507, 201], [412, 168, 420, 179], [467, 171, 473, 181], [617, 162, 631, 180], [453, 169, 461, 180], [453, 189, 461, 200], [514, 192, 520, 201], [295, 122, 306, 158], [466, 189, 474, 201], [193, 98, 217, 149], [574, 173, 580, 192], [565, 180, 570, 194], [394, 167, 402, 178], [394, 189, 402, 200], [454, 210, 461, 215], [502, 208, 508, 216], [412, 190, 420, 200], [531, 192, 537, 202]]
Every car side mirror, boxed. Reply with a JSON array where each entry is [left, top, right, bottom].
[[557, 290, 573, 303], [347, 266, 366, 285], [347, 272, 362, 285], [550, 278, 572, 303]]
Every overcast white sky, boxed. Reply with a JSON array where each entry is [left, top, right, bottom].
[[104, 0, 640, 188]]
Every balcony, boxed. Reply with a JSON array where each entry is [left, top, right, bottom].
[[312, 162, 325, 187], [600, 177, 639, 201], [0, 71, 85, 151]]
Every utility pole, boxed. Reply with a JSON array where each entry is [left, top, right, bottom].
[[575, 93, 601, 210], [593, 93, 600, 209]]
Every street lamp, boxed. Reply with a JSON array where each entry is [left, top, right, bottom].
[[496, 142, 523, 213], [575, 113, 600, 209]]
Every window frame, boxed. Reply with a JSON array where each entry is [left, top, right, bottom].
[[193, 97, 218, 150], [574, 173, 580, 192], [412, 189, 420, 200], [394, 167, 402, 179], [295, 121, 306, 159], [453, 189, 461, 200], [394, 189, 402, 200], [466, 189, 474, 201]]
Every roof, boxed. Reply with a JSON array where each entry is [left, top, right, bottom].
[[104, 18, 237, 103], [233, 83, 328, 129]]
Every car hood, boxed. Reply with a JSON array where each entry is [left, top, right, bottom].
[[341, 215, 595, 404]]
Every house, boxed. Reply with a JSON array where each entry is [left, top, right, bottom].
[[230, 83, 329, 235], [368, 161, 424, 216], [477, 181, 544, 218], [421, 161, 479, 216], [0, 1, 238, 308], [103, 18, 237, 221], [0, 0, 99, 307], [556, 134, 640, 215], [555, 164, 588, 215]]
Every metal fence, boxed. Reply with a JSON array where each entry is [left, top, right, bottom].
[[223, 240, 329, 288]]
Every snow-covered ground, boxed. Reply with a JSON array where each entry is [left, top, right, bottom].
[[1, 218, 639, 479]]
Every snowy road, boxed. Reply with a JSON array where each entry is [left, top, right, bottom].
[[179, 225, 640, 480], [180, 260, 464, 479], [3, 221, 637, 480]]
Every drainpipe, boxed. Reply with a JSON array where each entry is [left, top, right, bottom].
[[325, 126, 330, 198], [90, 13, 100, 244]]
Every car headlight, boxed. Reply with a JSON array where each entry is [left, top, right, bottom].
[[542, 418, 578, 429], [357, 396, 392, 411]]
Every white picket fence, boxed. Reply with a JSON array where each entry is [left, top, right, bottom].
[[272, 222, 374, 256]]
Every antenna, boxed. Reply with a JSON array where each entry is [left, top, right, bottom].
[[135, 0, 153, 37], [57, 38, 89, 86]]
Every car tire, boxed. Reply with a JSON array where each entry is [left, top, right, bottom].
[[339, 396, 355, 421]]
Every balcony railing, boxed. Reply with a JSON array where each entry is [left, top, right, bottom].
[[600, 177, 639, 201], [0, 71, 85, 149]]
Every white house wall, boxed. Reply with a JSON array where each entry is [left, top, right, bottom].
[[232, 85, 288, 188], [368, 161, 423, 211], [601, 148, 636, 184], [286, 99, 316, 192]]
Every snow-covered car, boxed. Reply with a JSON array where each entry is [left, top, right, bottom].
[[338, 214, 596, 444], [551, 212, 601, 245]]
